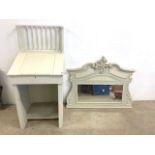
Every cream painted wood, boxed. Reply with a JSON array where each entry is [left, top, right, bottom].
[[8, 25, 64, 128], [9, 76, 63, 85], [27, 102, 58, 119], [67, 57, 134, 108], [16, 25, 63, 51], [13, 85, 27, 128], [8, 52, 64, 76], [58, 84, 63, 128]]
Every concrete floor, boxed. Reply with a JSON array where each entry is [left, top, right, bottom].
[[0, 101, 155, 135]]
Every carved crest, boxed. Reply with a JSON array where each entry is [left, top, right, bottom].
[[68, 56, 134, 75], [91, 57, 111, 73]]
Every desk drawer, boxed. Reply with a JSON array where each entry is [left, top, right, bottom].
[[9, 75, 63, 85]]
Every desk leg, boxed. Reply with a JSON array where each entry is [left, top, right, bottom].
[[58, 84, 63, 128], [13, 85, 27, 129]]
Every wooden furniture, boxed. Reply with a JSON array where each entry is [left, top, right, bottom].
[[8, 25, 64, 128], [67, 57, 134, 108]]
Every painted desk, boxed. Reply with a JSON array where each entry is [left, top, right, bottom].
[[8, 51, 64, 128]]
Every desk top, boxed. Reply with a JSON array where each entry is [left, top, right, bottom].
[[8, 51, 64, 76]]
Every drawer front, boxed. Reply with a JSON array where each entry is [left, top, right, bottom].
[[9, 75, 63, 85]]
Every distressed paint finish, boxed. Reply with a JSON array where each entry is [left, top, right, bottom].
[[67, 57, 134, 108]]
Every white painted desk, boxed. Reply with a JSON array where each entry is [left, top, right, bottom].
[[8, 51, 64, 128]]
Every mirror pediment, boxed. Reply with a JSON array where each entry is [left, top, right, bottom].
[[69, 57, 134, 80]]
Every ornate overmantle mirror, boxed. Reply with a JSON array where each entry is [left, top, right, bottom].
[[67, 57, 134, 108]]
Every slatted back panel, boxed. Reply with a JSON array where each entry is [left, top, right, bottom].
[[17, 25, 63, 52]]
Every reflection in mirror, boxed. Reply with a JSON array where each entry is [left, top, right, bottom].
[[78, 85, 123, 102]]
